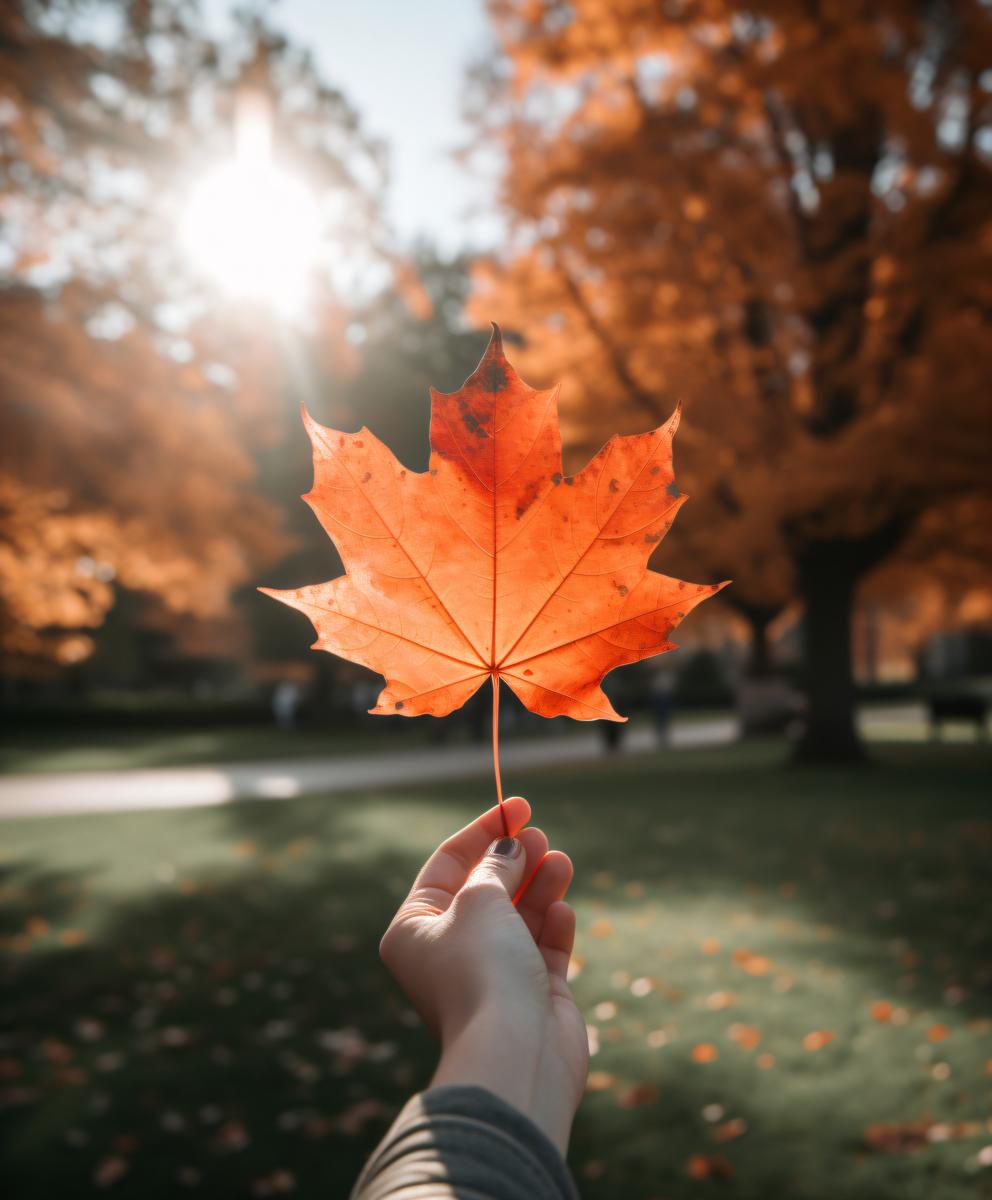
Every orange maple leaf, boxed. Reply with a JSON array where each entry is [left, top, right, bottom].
[[261, 327, 726, 806]]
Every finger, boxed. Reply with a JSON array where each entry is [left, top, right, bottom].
[[461, 833, 529, 901], [516, 850, 573, 939], [539, 900, 576, 982], [514, 825, 550, 897], [407, 797, 530, 912]]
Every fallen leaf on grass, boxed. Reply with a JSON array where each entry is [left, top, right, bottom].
[[586, 1070, 617, 1092], [704, 990, 735, 1011], [863, 1121, 932, 1154], [732, 949, 772, 976], [802, 1030, 834, 1051], [252, 1169, 297, 1196], [727, 1023, 761, 1050], [214, 1119, 249, 1151], [686, 1153, 733, 1180], [93, 1156, 128, 1187], [617, 1083, 659, 1109], [714, 1117, 748, 1142], [338, 1099, 385, 1136]]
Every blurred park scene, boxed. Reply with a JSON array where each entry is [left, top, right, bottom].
[[1, 1, 991, 1198]]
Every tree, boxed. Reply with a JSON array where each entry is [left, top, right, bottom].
[[0, 2, 390, 680], [340, 247, 492, 469], [470, 0, 992, 760]]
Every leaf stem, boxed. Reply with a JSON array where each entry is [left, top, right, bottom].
[[492, 674, 508, 837]]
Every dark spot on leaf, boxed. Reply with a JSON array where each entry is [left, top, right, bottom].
[[513, 473, 544, 520], [608, 478, 620, 494], [478, 363, 507, 392], [395, 701, 404, 711], [666, 481, 680, 497], [355, 439, 364, 448], [650, 465, 660, 475], [430, 467, 438, 476], [678, 581, 686, 590], [644, 531, 662, 544], [524, 669, 533, 676], [552, 472, 562, 485], [458, 397, 487, 438], [564, 476, 574, 486], [400, 470, 406, 478], [616, 583, 629, 596], [362, 472, 372, 483]]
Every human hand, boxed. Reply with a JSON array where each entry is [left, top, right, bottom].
[[379, 796, 587, 1154]]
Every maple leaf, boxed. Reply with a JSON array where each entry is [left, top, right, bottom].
[[260, 326, 726, 796]]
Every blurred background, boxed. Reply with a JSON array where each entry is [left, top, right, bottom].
[[1, 2, 991, 1198]]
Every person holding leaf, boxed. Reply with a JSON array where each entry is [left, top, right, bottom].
[[350, 795, 584, 1199], [262, 333, 724, 1197]]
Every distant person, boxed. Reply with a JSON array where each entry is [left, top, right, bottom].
[[272, 680, 301, 731], [650, 669, 676, 745], [351, 797, 583, 1199]]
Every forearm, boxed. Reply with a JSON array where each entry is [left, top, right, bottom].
[[430, 1010, 575, 1156]]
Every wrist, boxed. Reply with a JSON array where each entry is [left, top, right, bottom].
[[429, 1007, 574, 1155]]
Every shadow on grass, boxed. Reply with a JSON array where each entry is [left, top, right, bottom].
[[0, 835, 432, 1199], [2, 740, 990, 1199]]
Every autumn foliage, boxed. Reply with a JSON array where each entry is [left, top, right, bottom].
[[0, 5, 386, 676], [470, 0, 992, 759], [0, 287, 291, 669]]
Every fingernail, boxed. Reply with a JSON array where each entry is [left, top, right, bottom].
[[486, 837, 521, 858]]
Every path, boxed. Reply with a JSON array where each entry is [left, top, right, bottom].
[[0, 719, 736, 819]]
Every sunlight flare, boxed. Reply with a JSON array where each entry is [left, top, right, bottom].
[[179, 160, 322, 318]]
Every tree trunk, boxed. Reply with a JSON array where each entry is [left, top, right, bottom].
[[742, 606, 775, 679], [794, 546, 865, 764], [861, 601, 880, 685]]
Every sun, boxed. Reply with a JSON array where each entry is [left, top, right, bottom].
[[179, 157, 322, 319]]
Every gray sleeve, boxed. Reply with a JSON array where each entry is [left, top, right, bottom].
[[350, 1085, 580, 1200]]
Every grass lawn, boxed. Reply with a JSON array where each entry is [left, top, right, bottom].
[[1, 740, 990, 1199]]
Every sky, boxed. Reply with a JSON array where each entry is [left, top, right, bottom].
[[270, 0, 497, 252]]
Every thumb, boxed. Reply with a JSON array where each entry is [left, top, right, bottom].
[[463, 836, 527, 901]]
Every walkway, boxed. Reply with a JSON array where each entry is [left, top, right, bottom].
[[0, 719, 737, 819]]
